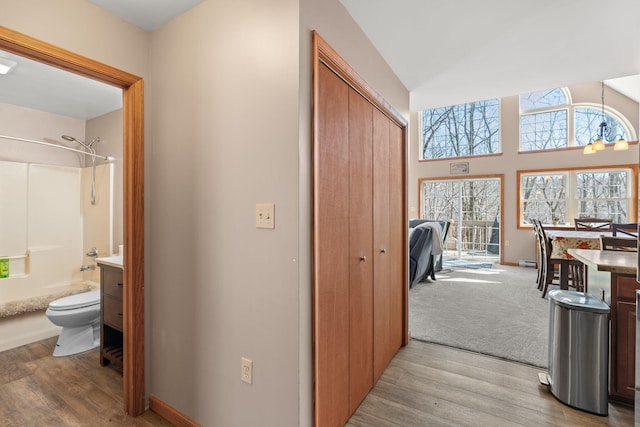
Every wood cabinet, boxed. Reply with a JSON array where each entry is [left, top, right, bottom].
[[99, 263, 124, 369], [313, 55, 407, 426], [610, 273, 639, 403]]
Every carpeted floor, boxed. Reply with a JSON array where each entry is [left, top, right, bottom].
[[409, 264, 550, 368]]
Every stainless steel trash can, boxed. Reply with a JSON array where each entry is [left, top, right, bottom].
[[547, 290, 610, 416]]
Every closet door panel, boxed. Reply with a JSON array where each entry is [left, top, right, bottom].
[[314, 63, 350, 426], [372, 108, 391, 381], [388, 122, 405, 351], [348, 88, 374, 412]]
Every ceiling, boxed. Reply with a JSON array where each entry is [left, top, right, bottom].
[[340, 0, 640, 111], [87, 0, 204, 31], [1, 0, 639, 121]]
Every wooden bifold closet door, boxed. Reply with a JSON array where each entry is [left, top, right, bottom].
[[314, 54, 406, 427]]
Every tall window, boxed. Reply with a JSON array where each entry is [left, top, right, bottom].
[[420, 99, 500, 160], [519, 167, 636, 226], [520, 86, 632, 151]]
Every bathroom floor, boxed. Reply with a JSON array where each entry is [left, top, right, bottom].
[[0, 337, 172, 426]]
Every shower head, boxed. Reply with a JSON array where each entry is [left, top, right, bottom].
[[61, 134, 77, 142], [61, 135, 100, 149]]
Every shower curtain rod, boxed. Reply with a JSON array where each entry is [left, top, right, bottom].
[[0, 134, 112, 161]]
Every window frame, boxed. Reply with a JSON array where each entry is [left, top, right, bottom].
[[516, 164, 639, 229]]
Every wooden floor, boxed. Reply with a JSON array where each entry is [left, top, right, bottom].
[[347, 340, 634, 427], [0, 337, 172, 426], [2, 337, 634, 426]]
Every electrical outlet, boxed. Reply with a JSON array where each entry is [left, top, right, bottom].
[[256, 203, 275, 229], [241, 357, 253, 384]]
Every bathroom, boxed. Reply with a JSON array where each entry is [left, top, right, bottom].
[[0, 51, 123, 353]]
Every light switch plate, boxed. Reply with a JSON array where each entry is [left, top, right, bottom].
[[241, 357, 253, 384], [256, 203, 275, 229]]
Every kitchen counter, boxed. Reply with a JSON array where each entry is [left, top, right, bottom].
[[96, 256, 124, 270], [566, 248, 637, 275]]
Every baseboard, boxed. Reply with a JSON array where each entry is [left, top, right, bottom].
[[149, 394, 200, 427]]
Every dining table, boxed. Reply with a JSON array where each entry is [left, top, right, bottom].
[[545, 229, 613, 290]]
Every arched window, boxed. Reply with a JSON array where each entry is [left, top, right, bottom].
[[574, 107, 628, 146], [520, 86, 633, 151]]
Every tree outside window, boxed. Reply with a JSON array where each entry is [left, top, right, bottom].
[[520, 168, 633, 226], [420, 99, 500, 159]]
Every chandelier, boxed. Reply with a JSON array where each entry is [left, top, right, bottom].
[[583, 81, 628, 154]]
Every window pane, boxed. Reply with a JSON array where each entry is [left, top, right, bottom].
[[520, 88, 567, 111], [421, 181, 459, 220], [420, 99, 500, 159], [576, 171, 629, 221], [521, 174, 566, 224], [574, 107, 628, 146], [520, 110, 568, 150]]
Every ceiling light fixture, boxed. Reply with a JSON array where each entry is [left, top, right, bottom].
[[583, 81, 627, 154], [0, 57, 17, 75]]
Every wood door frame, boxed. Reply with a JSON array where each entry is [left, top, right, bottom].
[[0, 26, 145, 416], [312, 30, 409, 421]]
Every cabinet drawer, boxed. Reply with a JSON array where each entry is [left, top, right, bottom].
[[103, 294, 123, 331], [102, 268, 124, 299]]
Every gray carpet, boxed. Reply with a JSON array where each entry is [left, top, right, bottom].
[[409, 264, 550, 368]]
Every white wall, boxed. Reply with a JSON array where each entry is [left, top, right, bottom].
[[409, 81, 639, 265], [148, 1, 300, 425]]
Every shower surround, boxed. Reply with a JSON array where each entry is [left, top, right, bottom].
[[0, 160, 112, 351]]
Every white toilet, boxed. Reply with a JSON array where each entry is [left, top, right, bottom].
[[45, 290, 101, 357]]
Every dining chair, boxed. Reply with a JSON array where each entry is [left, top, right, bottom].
[[574, 217, 613, 231], [537, 221, 585, 297], [600, 235, 638, 252], [531, 219, 547, 291], [611, 222, 639, 238]]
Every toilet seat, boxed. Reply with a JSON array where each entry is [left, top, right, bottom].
[[48, 290, 100, 311]]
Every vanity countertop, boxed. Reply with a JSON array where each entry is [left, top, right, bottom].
[[96, 256, 123, 270], [567, 248, 637, 275]]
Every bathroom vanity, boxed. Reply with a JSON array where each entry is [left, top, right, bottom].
[[97, 257, 124, 370]]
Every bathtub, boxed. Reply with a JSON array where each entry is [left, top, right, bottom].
[[0, 247, 100, 351]]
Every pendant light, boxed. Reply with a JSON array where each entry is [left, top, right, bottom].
[[583, 81, 627, 154]]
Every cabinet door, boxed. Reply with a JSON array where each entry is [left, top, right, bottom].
[[314, 62, 350, 426], [373, 113, 405, 380], [613, 300, 636, 401], [388, 122, 405, 352], [372, 108, 391, 381], [348, 87, 374, 412]]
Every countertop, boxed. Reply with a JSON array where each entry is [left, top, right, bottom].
[[567, 248, 637, 275], [96, 255, 124, 270]]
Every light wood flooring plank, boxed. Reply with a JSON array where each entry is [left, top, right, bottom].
[[0, 337, 173, 426], [348, 340, 634, 427]]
